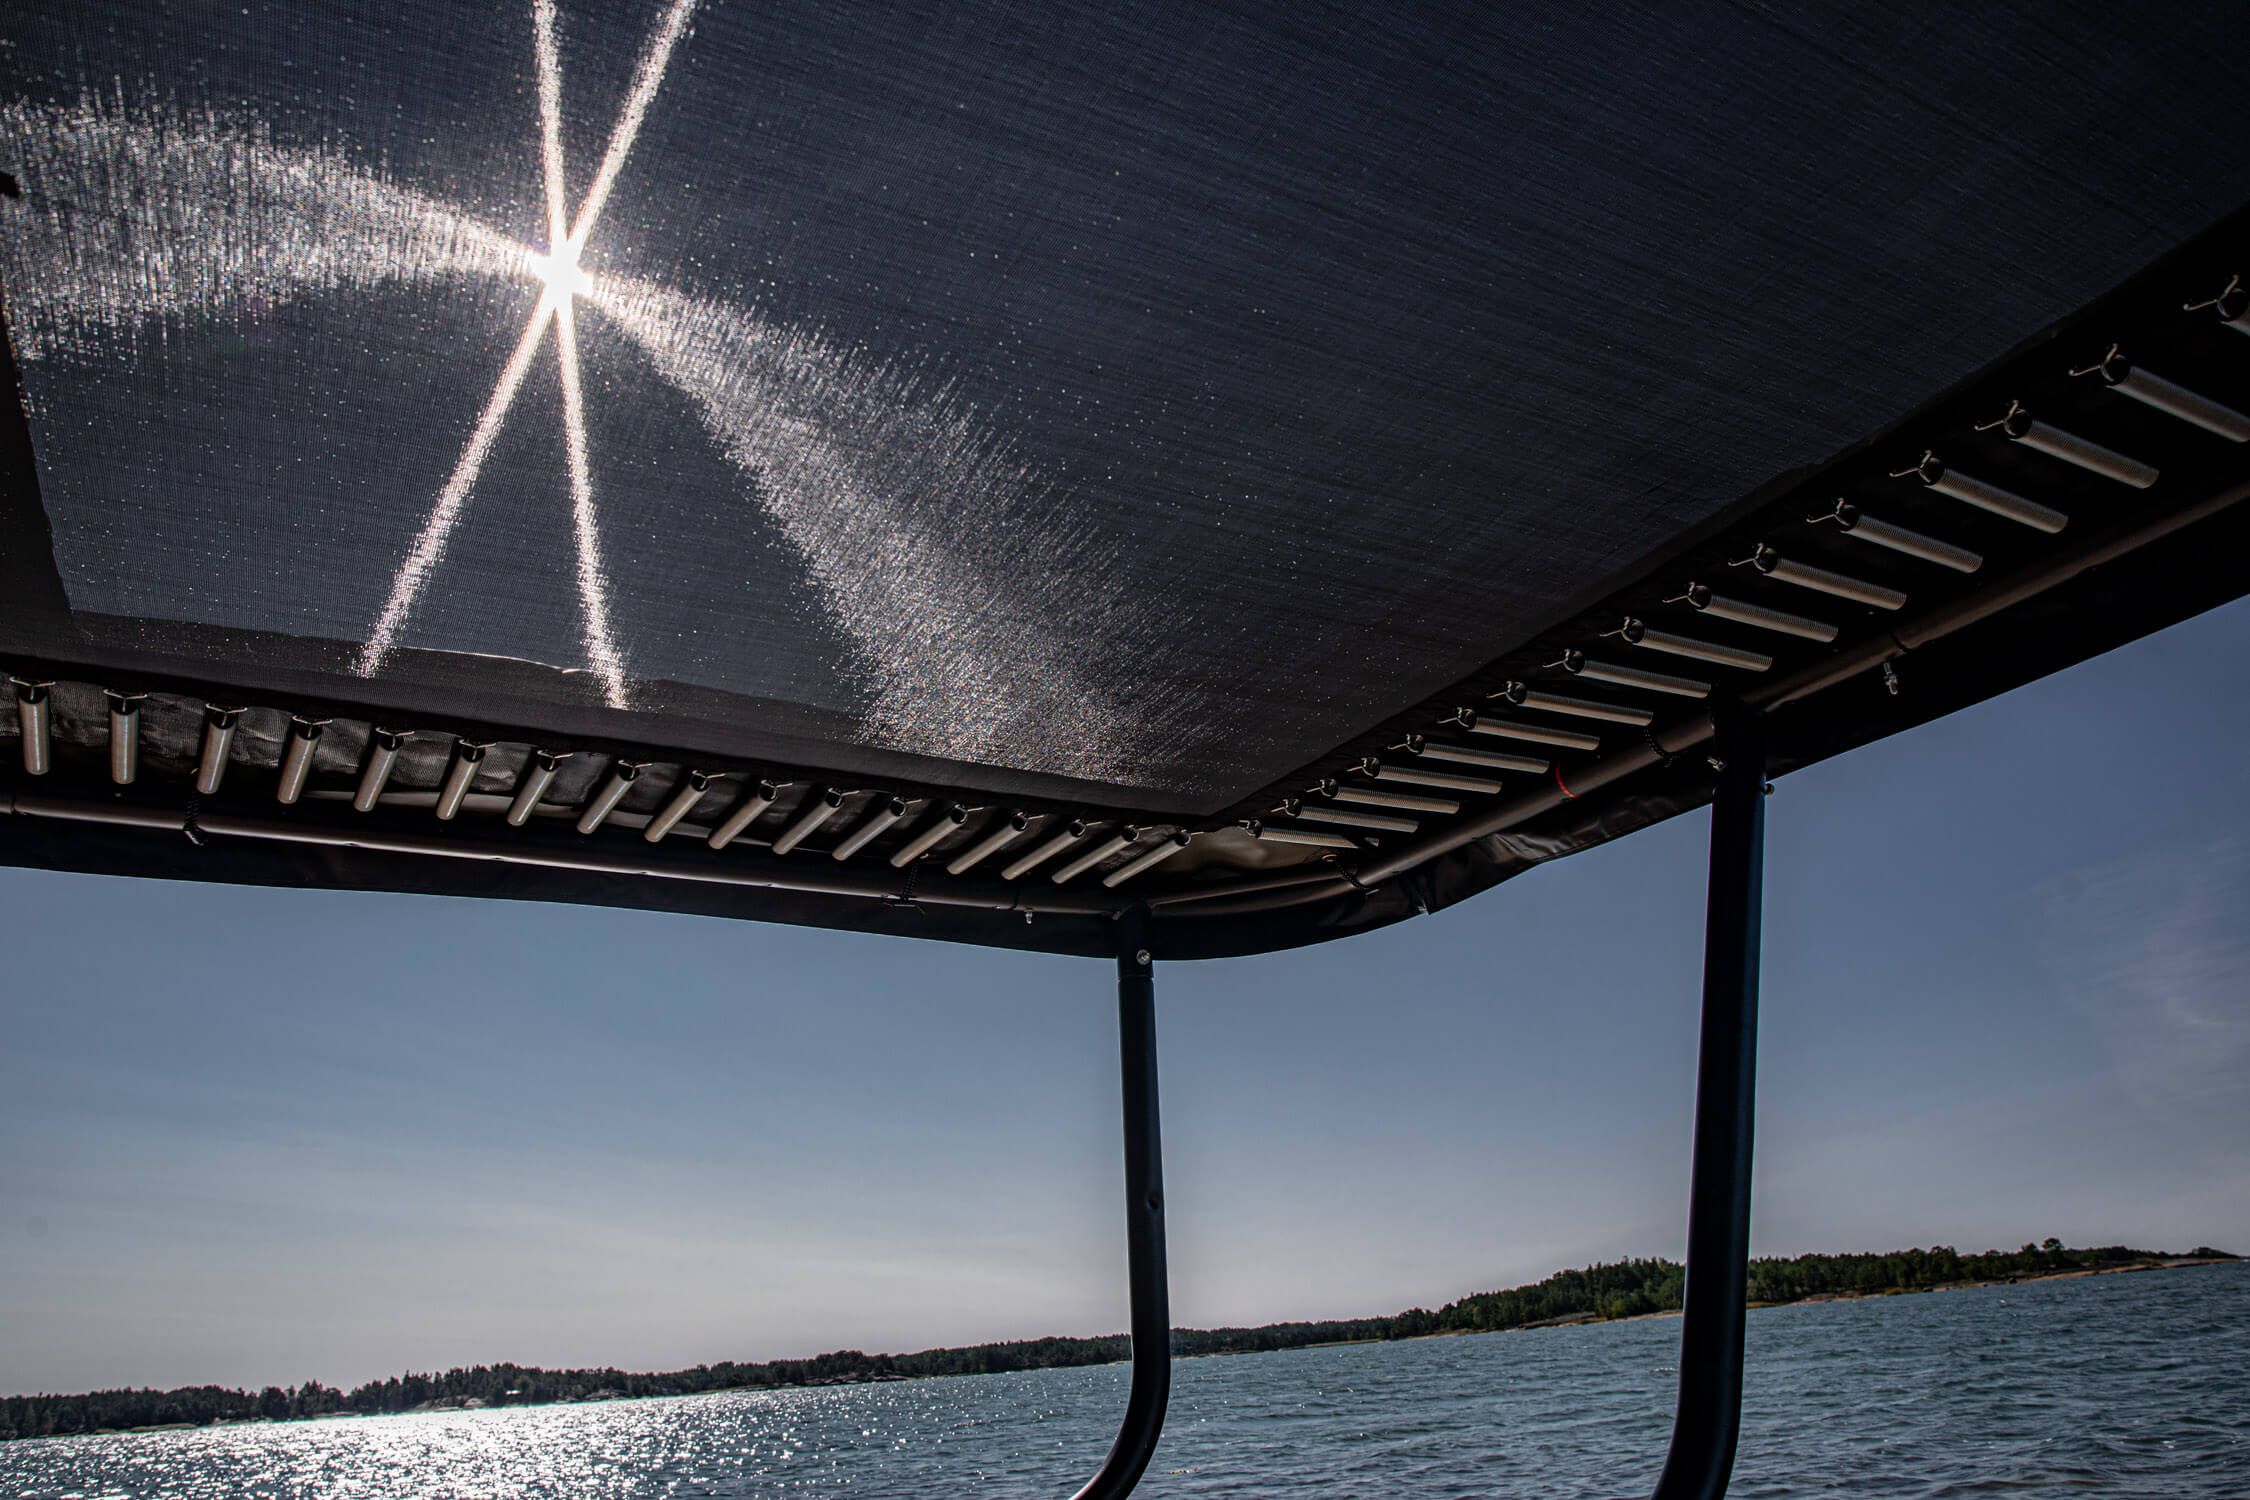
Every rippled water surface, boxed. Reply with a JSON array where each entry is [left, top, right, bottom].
[[6, 1262, 2242, 1498]]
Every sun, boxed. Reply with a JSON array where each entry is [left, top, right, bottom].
[[526, 244, 593, 303]]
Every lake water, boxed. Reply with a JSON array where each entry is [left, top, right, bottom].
[[4, 1262, 2242, 1499]]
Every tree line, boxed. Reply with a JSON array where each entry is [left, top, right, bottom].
[[3, 1240, 2229, 1441]]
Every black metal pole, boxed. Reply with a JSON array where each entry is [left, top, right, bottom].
[[1070, 906, 1171, 1500], [1650, 704, 1765, 1500]]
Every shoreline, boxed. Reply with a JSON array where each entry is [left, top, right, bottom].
[[1186, 1257, 2238, 1350], [7, 1250, 2236, 1442], [1580, 1254, 2240, 1327], [1746, 1253, 2236, 1310]]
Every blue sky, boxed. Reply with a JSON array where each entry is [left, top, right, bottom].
[[4, 597, 2246, 1398]]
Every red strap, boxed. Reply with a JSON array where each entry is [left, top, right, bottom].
[[1554, 763, 1577, 800]]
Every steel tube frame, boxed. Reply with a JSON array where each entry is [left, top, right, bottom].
[[1071, 905, 1172, 1499], [1650, 703, 1765, 1500], [1082, 713, 1761, 1500], [1319, 471, 2250, 902], [0, 793, 1127, 918]]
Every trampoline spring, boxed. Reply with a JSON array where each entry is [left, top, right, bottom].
[[1409, 739, 1548, 774], [1619, 618, 1772, 672], [575, 760, 646, 835], [644, 770, 717, 844], [889, 804, 969, 868], [354, 728, 410, 812], [1495, 680, 1655, 726], [1103, 829, 1193, 887], [1296, 803, 1419, 833], [1678, 584, 1839, 641], [1458, 710, 1602, 752], [196, 706, 243, 795], [2072, 345, 2250, 442], [948, 810, 1031, 875], [2182, 274, 2250, 336], [831, 796, 908, 861], [706, 779, 781, 849], [1737, 545, 1907, 611], [276, 716, 331, 805], [106, 691, 145, 785], [1053, 827, 1138, 885], [1329, 781, 1460, 815], [1558, 649, 1711, 699], [1892, 451, 2068, 533], [1242, 820, 1357, 849], [507, 749, 572, 827], [1373, 762, 1507, 794], [11, 678, 52, 777], [435, 740, 490, 821], [771, 787, 846, 855], [1810, 501, 1982, 573], [1002, 819, 1093, 881], [1976, 402, 2157, 489]]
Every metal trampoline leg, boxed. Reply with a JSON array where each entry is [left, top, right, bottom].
[[1068, 720, 1756, 1500], [1070, 906, 1171, 1500], [1651, 704, 1766, 1500]]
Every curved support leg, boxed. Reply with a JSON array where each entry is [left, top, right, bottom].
[[1065, 719, 1754, 1500], [1071, 906, 1171, 1500], [1652, 704, 1766, 1500]]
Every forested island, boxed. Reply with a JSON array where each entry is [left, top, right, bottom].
[[3, 1240, 2231, 1441]]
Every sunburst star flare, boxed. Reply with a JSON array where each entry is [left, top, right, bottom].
[[354, 0, 699, 710]]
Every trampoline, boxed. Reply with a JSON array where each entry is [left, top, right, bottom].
[[5, 4, 2249, 1494]]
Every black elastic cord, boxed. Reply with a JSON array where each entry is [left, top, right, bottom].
[[890, 861, 922, 913]]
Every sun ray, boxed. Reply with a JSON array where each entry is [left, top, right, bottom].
[[566, 0, 696, 251], [357, 294, 558, 676], [554, 296, 629, 707], [359, 0, 693, 694], [531, 0, 572, 258], [533, 0, 625, 707], [9, 5, 1133, 776]]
